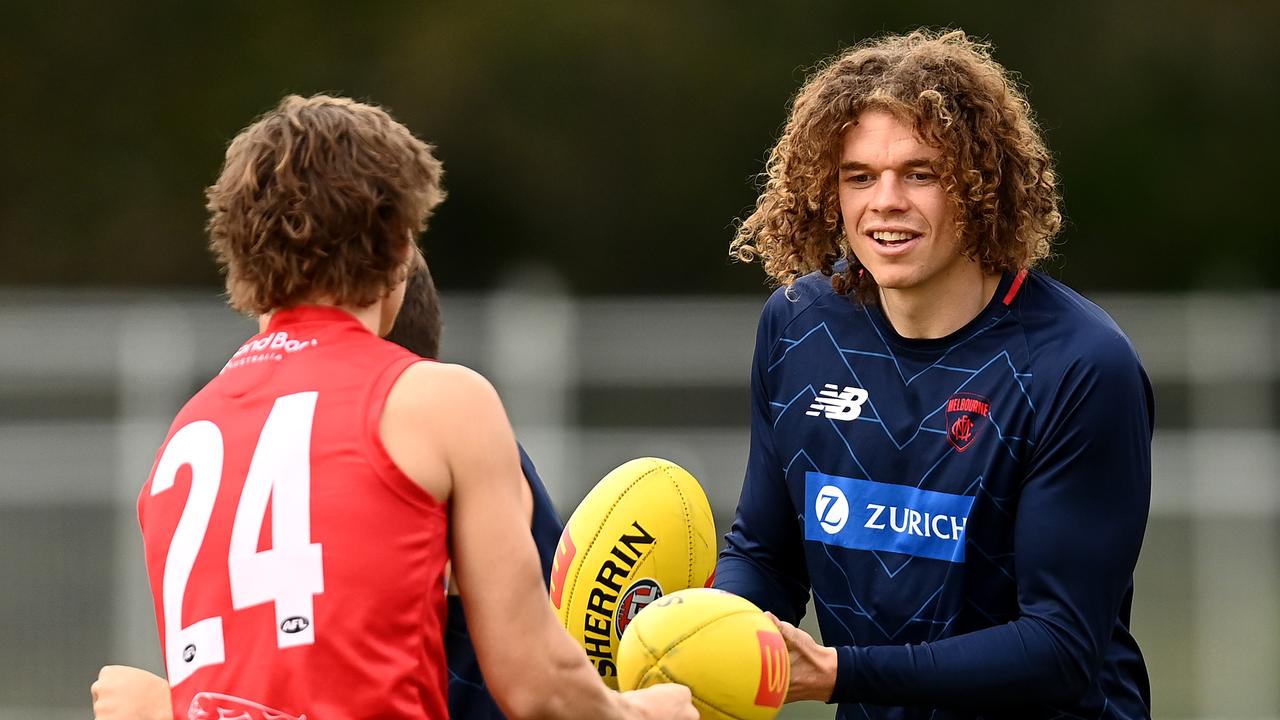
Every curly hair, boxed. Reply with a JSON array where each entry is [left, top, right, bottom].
[[730, 29, 1061, 298], [207, 94, 445, 315]]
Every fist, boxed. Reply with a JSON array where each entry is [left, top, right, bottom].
[[91, 665, 170, 720], [619, 682, 698, 720], [766, 612, 837, 703]]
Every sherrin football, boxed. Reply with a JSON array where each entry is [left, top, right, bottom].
[[617, 588, 790, 720], [549, 457, 717, 689]]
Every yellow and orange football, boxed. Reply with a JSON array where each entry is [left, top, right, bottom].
[[617, 588, 790, 720], [549, 457, 717, 689]]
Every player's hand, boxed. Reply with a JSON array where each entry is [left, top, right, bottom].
[[616, 683, 698, 720], [766, 611, 838, 703], [91, 665, 170, 720]]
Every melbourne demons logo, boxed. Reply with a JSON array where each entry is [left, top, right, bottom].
[[945, 392, 992, 452], [614, 579, 663, 638]]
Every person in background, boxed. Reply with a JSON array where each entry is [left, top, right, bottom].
[[386, 264, 567, 720]]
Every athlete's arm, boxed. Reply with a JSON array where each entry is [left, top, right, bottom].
[[90, 665, 170, 720], [715, 309, 811, 622], [382, 362, 694, 720], [816, 348, 1153, 707], [444, 467, 533, 595]]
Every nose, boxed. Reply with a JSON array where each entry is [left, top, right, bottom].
[[868, 172, 909, 214]]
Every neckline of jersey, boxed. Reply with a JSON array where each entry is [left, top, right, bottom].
[[862, 270, 1018, 355], [266, 304, 370, 333]]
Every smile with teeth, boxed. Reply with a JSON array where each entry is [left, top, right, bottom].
[[870, 230, 920, 246]]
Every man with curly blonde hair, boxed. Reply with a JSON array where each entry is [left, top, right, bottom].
[[91, 94, 695, 720], [716, 30, 1153, 719]]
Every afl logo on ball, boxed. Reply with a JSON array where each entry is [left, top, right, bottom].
[[614, 579, 663, 639], [945, 392, 991, 452]]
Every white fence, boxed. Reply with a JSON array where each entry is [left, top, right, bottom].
[[0, 286, 1275, 719]]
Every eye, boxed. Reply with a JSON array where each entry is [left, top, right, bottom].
[[843, 173, 874, 187], [907, 171, 937, 183]]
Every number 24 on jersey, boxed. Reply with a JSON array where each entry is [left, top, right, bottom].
[[149, 392, 324, 686]]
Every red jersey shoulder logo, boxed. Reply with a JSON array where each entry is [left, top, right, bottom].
[[945, 392, 991, 452]]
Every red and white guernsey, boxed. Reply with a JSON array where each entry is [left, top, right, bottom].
[[138, 306, 449, 720]]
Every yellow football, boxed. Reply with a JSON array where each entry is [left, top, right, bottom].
[[617, 588, 790, 720], [549, 457, 717, 688]]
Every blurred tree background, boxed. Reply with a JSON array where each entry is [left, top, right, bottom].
[[1, 0, 1277, 295]]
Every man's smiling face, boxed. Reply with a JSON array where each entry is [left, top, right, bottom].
[[838, 110, 971, 299]]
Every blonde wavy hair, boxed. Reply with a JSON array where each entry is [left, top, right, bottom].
[[730, 29, 1061, 297], [207, 94, 444, 315]]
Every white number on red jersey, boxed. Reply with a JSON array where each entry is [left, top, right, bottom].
[[150, 421, 226, 686], [228, 392, 324, 648], [149, 392, 324, 686]]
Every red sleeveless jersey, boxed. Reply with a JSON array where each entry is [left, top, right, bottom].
[[138, 306, 449, 720]]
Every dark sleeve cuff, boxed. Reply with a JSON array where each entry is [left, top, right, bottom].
[[831, 644, 860, 704]]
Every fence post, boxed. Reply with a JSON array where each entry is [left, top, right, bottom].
[[1187, 294, 1279, 717], [485, 267, 578, 510]]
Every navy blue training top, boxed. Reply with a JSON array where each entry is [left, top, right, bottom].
[[716, 270, 1152, 720], [446, 445, 564, 719]]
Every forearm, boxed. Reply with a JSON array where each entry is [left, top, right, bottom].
[[832, 617, 1091, 708], [462, 550, 632, 720], [498, 632, 629, 720]]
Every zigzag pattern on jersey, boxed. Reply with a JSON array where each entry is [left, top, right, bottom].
[[786, 449, 1019, 645], [768, 319, 1035, 461], [765, 309, 1032, 646]]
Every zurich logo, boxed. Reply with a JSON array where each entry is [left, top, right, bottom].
[[805, 472, 975, 563], [815, 485, 849, 534]]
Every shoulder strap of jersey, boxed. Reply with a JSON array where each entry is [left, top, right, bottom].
[[361, 352, 448, 512]]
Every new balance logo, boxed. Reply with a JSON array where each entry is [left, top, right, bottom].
[[806, 384, 869, 421]]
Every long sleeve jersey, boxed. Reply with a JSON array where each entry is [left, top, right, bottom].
[[716, 270, 1153, 720]]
